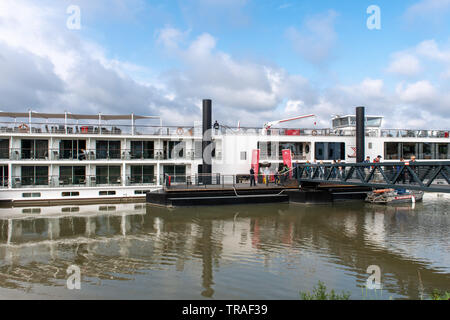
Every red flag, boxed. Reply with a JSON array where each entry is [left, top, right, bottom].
[[282, 149, 293, 178], [251, 149, 260, 180]]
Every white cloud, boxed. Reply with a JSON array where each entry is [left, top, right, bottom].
[[405, 0, 450, 22], [416, 39, 450, 63], [285, 10, 339, 66], [387, 53, 422, 76], [1, 0, 450, 130], [396, 80, 437, 103]]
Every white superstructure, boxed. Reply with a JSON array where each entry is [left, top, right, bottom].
[[0, 111, 449, 205]]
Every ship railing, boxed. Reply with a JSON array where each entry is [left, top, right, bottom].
[[9, 175, 159, 188], [259, 153, 308, 161], [3, 148, 203, 161], [0, 121, 203, 137], [381, 129, 450, 138]]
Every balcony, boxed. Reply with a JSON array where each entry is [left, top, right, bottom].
[[9, 175, 158, 188]]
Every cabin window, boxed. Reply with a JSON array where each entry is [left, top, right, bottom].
[[402, 143, 417, 159], [163, 165, 186, 183], [134, 190, 150, 195], [59, 140, 86, 160], [96, 166, 121, 185], [61, 207, 80, 213], [385, 142, 400, 160], [21, 166, 48, 186], [22, 208, 41, 214], [0, 166, 8, 187], [60, 166, 86, 185], [240, 151, 247, 160], [99, 190, 116, 196], [22, 192, 41, 198], [130, 141, 154, 159], [99, 205, 116, 211], [21, 139, 48, 160], [437, 144, 449, 159], [96, 140, 121, 159], [0, 139, 9, 159], [130, 165, 155, 184], [61, 191, 80, 197], [315, 143, 345, 160], [163, 140, 185, 159]]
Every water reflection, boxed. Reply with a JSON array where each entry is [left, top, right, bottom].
[[0, 201, 448, 299]]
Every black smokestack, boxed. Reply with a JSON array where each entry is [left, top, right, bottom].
[[356, 106, 365, 163], [202, 99, 212, 184]]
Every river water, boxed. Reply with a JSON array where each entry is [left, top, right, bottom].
[[0, 198, 448, 300]]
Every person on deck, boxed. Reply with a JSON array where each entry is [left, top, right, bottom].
[[78, 149, 86, 161], [249, 167, 256, 187]]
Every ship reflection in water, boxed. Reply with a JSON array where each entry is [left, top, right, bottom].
[[0, 200, 449, 299]]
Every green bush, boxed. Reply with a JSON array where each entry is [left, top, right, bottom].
[[430, 290, 450, 300], [300, 281, 351, 300]]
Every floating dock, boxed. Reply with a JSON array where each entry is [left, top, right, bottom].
[[146, 184, 372, 207]]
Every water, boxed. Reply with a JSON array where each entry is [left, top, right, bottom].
[[0, 199, 448, 300]]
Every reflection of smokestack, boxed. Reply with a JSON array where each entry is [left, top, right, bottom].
[[202, 99, 212, 184], [356, 106, 365, 163]]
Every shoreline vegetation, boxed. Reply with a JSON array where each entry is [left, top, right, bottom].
[[300, 281, 449, 300]]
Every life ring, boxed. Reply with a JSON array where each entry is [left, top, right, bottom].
[[312, 130, 318, 136], [18, 123, 29, 131], [177, 127, 184, 135]]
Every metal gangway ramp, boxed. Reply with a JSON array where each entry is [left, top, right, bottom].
[[296, 161, 450, 193]]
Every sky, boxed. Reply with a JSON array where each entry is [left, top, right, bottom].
[[0, 0, 450, 128]]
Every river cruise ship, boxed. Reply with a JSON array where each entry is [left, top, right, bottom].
[[0, 110, 449, 205]]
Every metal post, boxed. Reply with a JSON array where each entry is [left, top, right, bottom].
[[98, 113, 102, 135], [356, 106, 365, 163], [202, 99, 212, 184], [28, 109, 32, 134], [131, 113, 134, 136]]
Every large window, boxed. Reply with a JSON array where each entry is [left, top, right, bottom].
[[96, 141, 121, 159], [163, 141, 185, 159], [59, 166, 86, 185], [21, 139, 48, 159], [402, 143, 417, 159], [0, 166, 8, 187], [59, 140, 86, 160], [315, 142, 345, 160], [130, 165, 155, 184], [96, 166, 121, 185], [0, 139, 9, 159], [385, 142, 400, 160], [130, 141, 154, 159], [437, 144, 449, 159], [385, 142, 450, 160], [421, 143, 433, 160], [163, 165, 186, 183], [21, 166, 48, 186]]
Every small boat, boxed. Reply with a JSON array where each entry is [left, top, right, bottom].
[[365, 189, 424, 204]]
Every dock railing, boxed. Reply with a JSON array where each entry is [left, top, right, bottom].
[[297, 161, 450, 193], [160, 170, 298, 190]]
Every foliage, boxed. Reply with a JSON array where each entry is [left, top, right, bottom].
[[430, 290, 450, 300], [300, 281, 351, 300]]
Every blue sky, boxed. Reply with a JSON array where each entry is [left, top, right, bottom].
[[1, 0, 450, 128]]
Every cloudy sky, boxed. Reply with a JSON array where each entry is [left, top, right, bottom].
[[0, 0, 450, 128]]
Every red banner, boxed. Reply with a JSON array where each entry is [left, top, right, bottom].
[[282, 149, 292, 178], [251, 149, 260, 179]]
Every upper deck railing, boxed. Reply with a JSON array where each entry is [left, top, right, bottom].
[[0, 121, 449, 138]]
